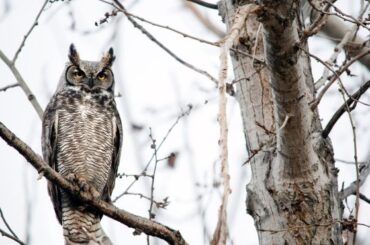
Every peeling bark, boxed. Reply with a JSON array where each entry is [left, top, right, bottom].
[[219, 0, 342, 244]]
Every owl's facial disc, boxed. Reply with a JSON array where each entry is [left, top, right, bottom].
[[66, 65, 113, 92]]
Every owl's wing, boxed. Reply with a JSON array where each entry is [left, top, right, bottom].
[[102, 105, 123, 203], [42, 98, 63, 224]]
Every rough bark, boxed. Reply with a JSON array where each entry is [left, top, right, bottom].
[[219, 0, 342, 244]]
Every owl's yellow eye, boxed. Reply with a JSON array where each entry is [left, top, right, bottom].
[[97, 73, 106, 81], [73, 70, 84, 79]]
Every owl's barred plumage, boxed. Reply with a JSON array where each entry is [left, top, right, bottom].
[[42, 44, 122, 245]]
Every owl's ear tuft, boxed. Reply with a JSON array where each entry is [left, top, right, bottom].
[[68, 44, 80, 66], [101, 47, 116, 67]]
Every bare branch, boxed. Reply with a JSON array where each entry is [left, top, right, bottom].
[[359, 193, 370, 205], [320, 16, 370, 69], [147, 128, 159, 245], [12, 0, 49, 64], [109, 0, 218, 85], [314, 1, 369, 90], [336, 74, 360, 244], [121, 9, 262, 62], [322, 80, 370, 138], [0, 121, 187, 245], [0, 50, 43, 119], [311, 48, 370, 109], [0, 83, 19, 92], [0, 208, 19, 240], [0, 229, 25, 245], [183, 0, 224, 38], [340, 161, 370, 200], [186, 0, 218, 9], [113, 105, 192, 202]]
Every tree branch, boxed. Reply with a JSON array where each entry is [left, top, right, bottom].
[[0, 229, 25, 245], [0, 208, 19, 240], [305, 0, 370, 69], [0, 83, 19, 92], [0, 121, 187, 245], [12, 0, 49, 64], [322, 80, 370, 138], [110, 0, 218, 85], [340, 161, 370, 200], [186, 0, 218, 10], [359, 193, 370, 204], [0, 50, 43, 119]]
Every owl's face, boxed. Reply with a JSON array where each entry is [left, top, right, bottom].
[[65, 44, 116, 93]]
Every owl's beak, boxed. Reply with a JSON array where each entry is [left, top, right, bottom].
[[81, 76, 95, 91], [87, 77, 94, 88]]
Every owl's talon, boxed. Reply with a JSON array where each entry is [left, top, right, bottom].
[[66, 173, 77, 183], [66, 174, 99, 198]]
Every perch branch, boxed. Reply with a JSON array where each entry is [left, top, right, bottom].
[[0, 121, 187, 245]]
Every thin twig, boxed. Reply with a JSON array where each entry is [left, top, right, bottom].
[[257, 219, 370, 233], [12, 0, 49, 64], [340, 161, 370, 200], [322, 80, 370, 138], [0, 121, 188, 245], [337, 80, 360, 244], [314, 1, 369, 90], [121, 9, 262, 62], [125, 192, 169, 208], [0, 229, 25, 245], [335, 158, 365, 165], [0, 208, 19, 239], [0, 83, 19, 92], [113, 106, 192, 202], [359, 193, 370, 204], [147, 128, 159, 245], [186, 0, 218, 9], [311, 48, 370, 109], [303, 0, 333, 39], [148, 128, 159, 221], [111, 0, 218, 85], [323, 0, 370, 31], [183, 0, 224, 38]]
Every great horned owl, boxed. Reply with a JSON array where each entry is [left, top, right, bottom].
[[42, 44, 122, 245]]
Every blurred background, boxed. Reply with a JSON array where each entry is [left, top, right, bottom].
[[0, 0, 369, 244]]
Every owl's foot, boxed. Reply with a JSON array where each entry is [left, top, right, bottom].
[[66, 174, 100, 199]]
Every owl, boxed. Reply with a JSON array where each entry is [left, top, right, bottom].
[[42, 44, 122, 245]]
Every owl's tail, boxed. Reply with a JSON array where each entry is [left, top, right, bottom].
[[62, 200, 113, 245]]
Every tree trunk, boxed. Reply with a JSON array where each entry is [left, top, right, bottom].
[[219, 0, 342, 244]]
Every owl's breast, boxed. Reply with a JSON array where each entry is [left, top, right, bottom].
[[55, 92, 115, 193]]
